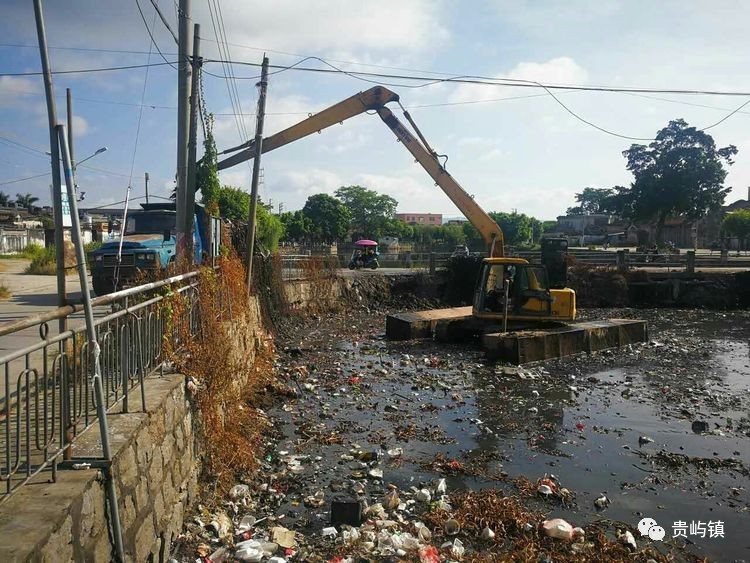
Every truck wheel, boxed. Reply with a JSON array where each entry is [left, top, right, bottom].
[[370, 261, 379, 270]]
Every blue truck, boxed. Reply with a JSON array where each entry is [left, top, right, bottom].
[[89, 202, 221, 296]]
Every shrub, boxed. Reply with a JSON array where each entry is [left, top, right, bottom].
[[0, 282, 10, 300]]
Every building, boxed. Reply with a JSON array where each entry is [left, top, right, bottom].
[[395, 212, 442, 226]]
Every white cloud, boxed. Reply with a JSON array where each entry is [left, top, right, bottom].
[[195, 0, 448, 57], [72, 115, 89, 137]]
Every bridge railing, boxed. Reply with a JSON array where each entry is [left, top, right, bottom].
[[0, 271, 201, 502]]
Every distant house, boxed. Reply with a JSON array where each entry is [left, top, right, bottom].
[[395, 212, 442, 226]]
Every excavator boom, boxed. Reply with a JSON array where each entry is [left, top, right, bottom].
[[217, 86, 504, 256]]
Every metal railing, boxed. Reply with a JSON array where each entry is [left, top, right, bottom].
[[0, 271, 200, 502], [280, 255, 338, 281]]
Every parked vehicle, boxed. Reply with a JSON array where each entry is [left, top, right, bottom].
[[451, 244, 470, 258], [348, 239, 379, 270], [89, 202, 221, 295]]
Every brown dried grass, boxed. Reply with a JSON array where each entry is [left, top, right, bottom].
[[164, 252, 276, 492]]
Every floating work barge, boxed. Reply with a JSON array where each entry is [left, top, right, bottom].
[[385, 306, 648, 364]]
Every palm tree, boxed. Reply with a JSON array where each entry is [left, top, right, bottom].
[[15, 192, 39, 209], [0, 191, 10, 206]]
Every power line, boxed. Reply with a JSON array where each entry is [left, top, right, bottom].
[[128, 0, 158, 188], [0, 61, 176, 77], [201, 58, 750, 97], [147, 0, 178, 44], [0, 171, 50, 186], [134, 0, 178, 70]]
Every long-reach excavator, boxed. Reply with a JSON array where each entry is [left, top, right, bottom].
[[218, 86, 576, 324]]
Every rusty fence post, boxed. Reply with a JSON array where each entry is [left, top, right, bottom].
[[686, 250, 695, 273], [429, 252, 436, 274]]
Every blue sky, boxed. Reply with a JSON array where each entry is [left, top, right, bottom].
[[1, 0, 750, 220]]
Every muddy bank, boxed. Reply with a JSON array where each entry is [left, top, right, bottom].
[[174, 305, 749, 562]]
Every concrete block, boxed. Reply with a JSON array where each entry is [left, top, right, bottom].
[[386, 307, 473, 340]]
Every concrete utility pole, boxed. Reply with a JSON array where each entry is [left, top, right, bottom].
[[33, 0, 66, 332], [144, 172, 150, 204], [66, 88, 74, 170], [184, 22, 201, 263], [246, 56, 269, 293], [175, 0, 192, 257]]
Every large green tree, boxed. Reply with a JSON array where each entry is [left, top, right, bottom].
[[722, 209, 750, 252], [302, 193, 351, 242], [566, 187, 617, 215], [621, 119, 737, 243], [280, 211, 313, 242], [15, 193, 39, 209], [489, 211, 534, 245], [213, 185, 284, 250], [334, 185, 398, 238], [0, 191, 10, 206]]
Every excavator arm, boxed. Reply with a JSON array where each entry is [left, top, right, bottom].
[[217, 86, 504, 256]]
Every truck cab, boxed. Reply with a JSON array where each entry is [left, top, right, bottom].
[[89, 203, 220, 296]]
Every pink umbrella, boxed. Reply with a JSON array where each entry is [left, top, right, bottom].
[[354, 239, 378, 246]]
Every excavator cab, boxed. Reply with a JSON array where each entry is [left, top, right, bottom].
[[473, 258, 576, 323]]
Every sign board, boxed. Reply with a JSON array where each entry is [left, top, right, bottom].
[[50, 184, 72, 227]]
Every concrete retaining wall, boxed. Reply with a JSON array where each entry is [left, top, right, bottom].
[[0, 296, 265, 562]]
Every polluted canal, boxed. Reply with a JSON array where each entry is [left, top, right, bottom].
[[180, 307, 750, 562]]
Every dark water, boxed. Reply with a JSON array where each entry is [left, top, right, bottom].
[[271, 310, 750, 562]]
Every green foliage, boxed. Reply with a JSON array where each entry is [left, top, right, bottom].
[[566, 187, 617, 215], [84, 240, 102, 253], [334, 185, 398, 238], [489, 211, 534, 245], [722, 209, 750, 241], [215, 185, 251, 222], [15, 193, 39, 209], [255, 204, 284, 251], [197, 116, 221, 215], [39, 215, 54, 230], [302, 193, 350, 242], [19, 243, 46, 260], [0, 191, 10, 206], [24, 245, 57, 275], [621, 119, 737, 242], [280, 211, 313, 242]]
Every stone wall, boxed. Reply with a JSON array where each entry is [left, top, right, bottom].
[[0, 374, 198, 562], [0, 298, 265, 562]]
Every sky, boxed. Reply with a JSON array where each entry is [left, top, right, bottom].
[[1, 0, 750, 221]]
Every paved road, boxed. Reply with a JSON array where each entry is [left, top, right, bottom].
[[0, 259, 93, 401]]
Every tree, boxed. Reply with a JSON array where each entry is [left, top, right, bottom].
[[255, 203, 284, 251], [214, 185, 251, 222], [0, 191, 10, 206], [197, 116, 221, 215], [302, 193, 351, 242], [621, 119, 737, 243], [280, 211, 313, 242], [489, 211, 534, 245], [15, 193, 39, 209], [722, 209, 750, 252], [334, 185, 398, 238], [566, 187, 617, 215]]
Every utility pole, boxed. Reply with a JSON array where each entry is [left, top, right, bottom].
[[66, 88, 74, 170], [245, 56, 269, 293], [33, 0, 66, 333], [184, 22, 201, 263], [144, 172, 150, 204], [175, 0, 192, 258]]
